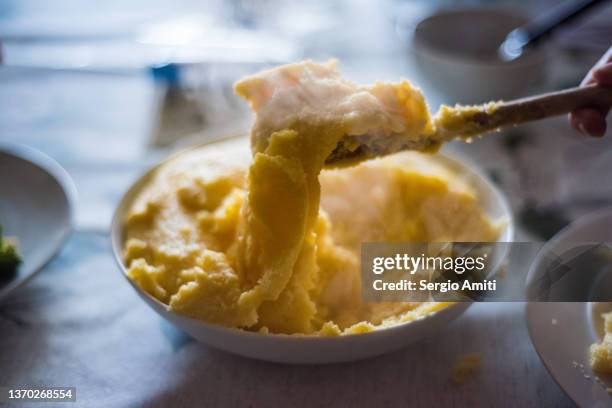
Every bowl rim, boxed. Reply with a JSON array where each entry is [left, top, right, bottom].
[[0, 143, 77, 302], [525, 205, 612, 293], [110, 136, 514, 340], [526, 206, 612, 404], [401, 7, 546, 69]]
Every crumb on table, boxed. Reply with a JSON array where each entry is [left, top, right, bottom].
[[451, 352, 482, 385]]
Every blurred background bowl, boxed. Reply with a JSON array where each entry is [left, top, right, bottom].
[[0, 144, 76, 301], [408, 8, 547, 104]]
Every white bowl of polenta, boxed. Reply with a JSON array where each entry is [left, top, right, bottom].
[[111, 136, 512, 364]]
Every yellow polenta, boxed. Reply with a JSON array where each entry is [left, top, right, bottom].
[[124, 61, 500, 335], [591, 311, 612, 373]]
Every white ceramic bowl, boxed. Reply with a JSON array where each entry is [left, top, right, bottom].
[[111, 138, 513, 364], [0, 144, 76, 302], [526, 207, 612, 405], [408, 9, 547, 104]]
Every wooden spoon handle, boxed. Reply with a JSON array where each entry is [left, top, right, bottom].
[[472, 84, 612, 132]]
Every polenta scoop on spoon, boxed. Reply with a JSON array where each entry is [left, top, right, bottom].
[[328, 84, 612, 165], [234, 60, 612, 166]]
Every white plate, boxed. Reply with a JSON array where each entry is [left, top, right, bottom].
[[111, 138, 513, 364], [0, 144, 76, 302], [526, 207, 612, 406]]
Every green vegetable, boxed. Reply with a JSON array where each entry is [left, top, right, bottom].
[[0, 226, 21, 277]]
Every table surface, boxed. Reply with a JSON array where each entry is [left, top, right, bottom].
[[1, 1, 612, 406], [0, 233, 574, 407]]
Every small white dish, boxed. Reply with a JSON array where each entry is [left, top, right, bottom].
[[0, 144, 76, 302], [111, 138, 512, 364], [526, 207, 612, 406], [406, 8, 547, 104]]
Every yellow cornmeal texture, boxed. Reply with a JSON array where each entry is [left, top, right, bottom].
[[590, 312, 612, 373], [124, 61, 500, 335], [450, 352, 482, 385], [434, 102, 500, 139]]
